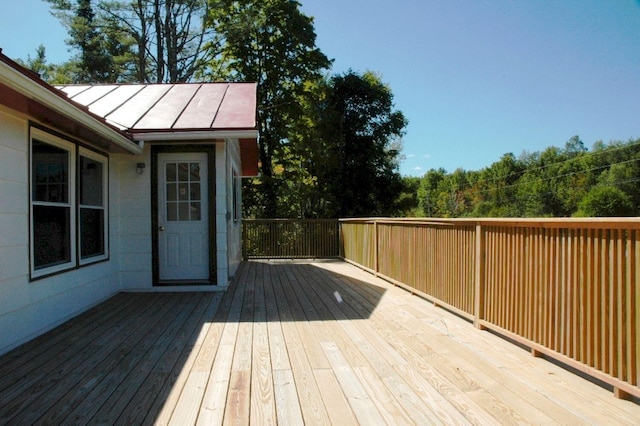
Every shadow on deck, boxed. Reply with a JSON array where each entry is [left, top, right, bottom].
[[0, 260, 638, 424]]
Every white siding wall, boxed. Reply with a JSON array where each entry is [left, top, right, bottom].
[[215, 143, 229, 285], [0, 109, 122, 355], [110, 144, 153, 290], [226, 139, 242, 278]]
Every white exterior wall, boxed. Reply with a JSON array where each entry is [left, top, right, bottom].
[[0, 106, 242, 354], [215, 143, 229, 285], [0, 109, 123, 355], [226, 139, 243, 278], [111, 145, 153, 290]]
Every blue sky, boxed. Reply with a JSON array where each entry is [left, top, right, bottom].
[[1, 0, 639, 176]]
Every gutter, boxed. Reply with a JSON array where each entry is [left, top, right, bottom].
[[130, 130, 259, 142]]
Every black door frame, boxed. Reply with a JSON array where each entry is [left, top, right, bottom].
[[151, 144, 217, 285]]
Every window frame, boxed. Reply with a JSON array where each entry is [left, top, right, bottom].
[[29, 127, 109, 280], [78, 147, 109, 265], [232, 169, 240, 224], [30, 128, 77, 278]]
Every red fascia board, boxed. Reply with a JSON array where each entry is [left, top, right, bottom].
[[0, 50, 136, 144], [240, 138, 260, 177]]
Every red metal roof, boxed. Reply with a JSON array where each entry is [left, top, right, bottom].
[[55, 83, 258, 133], [1, 48, 258, 171]]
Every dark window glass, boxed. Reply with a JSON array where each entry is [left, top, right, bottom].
[[167, 183, 177, 201], [190, 162, 200, 179], [179, 202, 190, 221], [178, 162, 189, 182], [191, 183, 201, 201], [167, 202, 178, 221], [80, 208, 104, 258], [33, 205, 71, 269], [178, 183, 188, 201], [80, 156, 103, 206], [79, 154, 106, 260], [166, 163, 177, 182], [32, 139, 68, 203], [191, 202, 201, 220]]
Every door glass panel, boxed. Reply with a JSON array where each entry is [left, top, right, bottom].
[[190, 163, 200, 179], [166, 163, 177, 182], [166, 183, 177, 202], [179, 202, 190, 221], [191, 202, 201, 220], [178, 183, 188, 201], [190, 183, 201, 201], [165, 160, 203, 222], [167, 202, 177, 221], [178, 163, 189, 182]]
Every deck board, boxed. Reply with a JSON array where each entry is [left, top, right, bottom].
[[0, 260, 639, 424]]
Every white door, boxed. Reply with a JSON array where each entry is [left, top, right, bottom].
[[158, 152, 209, 281]]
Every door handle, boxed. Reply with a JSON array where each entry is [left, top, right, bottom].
[[159, 226, 165, 232]]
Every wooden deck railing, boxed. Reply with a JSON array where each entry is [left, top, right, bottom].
[[242, 219, 340, 259], [341, 217, 640, 400]]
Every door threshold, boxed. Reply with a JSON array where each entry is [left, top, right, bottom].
[[155, 280, 213, 286]]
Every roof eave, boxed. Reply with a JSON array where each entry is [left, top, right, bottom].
[[0, 57, 142, 155]]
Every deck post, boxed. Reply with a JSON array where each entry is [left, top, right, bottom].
[[474, 223, 487, 330], [614, 387, 632, 400], [374, 219, 379, 275]]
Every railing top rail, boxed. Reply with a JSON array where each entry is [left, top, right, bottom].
[[244, 218, 339, 223], [339, 217, 640, 229]]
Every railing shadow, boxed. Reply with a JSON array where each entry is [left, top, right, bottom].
[[226, 260, 386, 323]]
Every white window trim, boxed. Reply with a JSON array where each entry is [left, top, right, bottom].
[[29, 127, 110, 279], [78, 147, 109, 265], [30, 128, 77, 278]]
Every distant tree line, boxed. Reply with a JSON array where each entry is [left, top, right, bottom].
[[394, 136, 640, 218], [22, 0, 405, 218]]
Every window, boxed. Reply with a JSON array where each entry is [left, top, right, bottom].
[[30, 128, 108, 278], [232, 169, 239, 223], [31, 133, 75, 274], [79, 149, 108, 263]]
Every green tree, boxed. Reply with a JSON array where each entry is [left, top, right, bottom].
[[304, 71, 407, 217], [575, 186, 634, 217], [17, 45, 55, 82], [395, 176, 421, 217], [436, 168, 471, 217], [206, 0, 331, 217], [17, 45, 77, 84], [474, 153, 524, 217], [595, 139, 640, 210], [46, 0, 213, 82], [71, 0, 115, 82], [417, 168, 446, 217]]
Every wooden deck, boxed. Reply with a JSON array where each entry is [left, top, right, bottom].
[[1, 260, 639, 425]]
